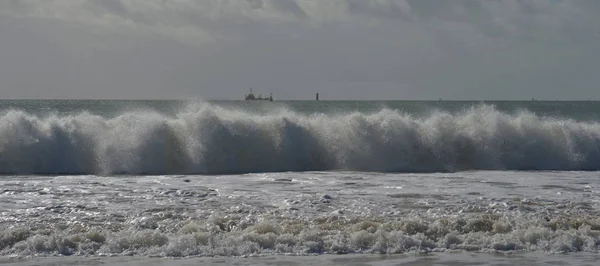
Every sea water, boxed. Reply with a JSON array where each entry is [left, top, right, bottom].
[[0, 100, 599, 265]]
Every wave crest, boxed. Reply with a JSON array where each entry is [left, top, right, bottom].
[[0, 103, 599, 175]]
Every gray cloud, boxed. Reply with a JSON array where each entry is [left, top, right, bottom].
[[0, 0, 598, 100], [1, 0, 595, 46]]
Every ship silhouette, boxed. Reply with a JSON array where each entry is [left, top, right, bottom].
[[245, 88, 273, 102]]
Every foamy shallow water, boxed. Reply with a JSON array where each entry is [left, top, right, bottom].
[[3, 253, 600, 266], [1, 171, 600, 262]]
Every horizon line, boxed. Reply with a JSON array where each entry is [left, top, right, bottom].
[[0, 97, 600, 102], [0, 98, 597, 102]]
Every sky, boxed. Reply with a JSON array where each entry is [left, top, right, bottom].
[[0, 0, 599, 100]]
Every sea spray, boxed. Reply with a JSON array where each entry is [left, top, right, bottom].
[[0, 103, 600, 175]]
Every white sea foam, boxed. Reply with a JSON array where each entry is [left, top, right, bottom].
[[0, 103, 600, 175], [0, 171, 599, 258]]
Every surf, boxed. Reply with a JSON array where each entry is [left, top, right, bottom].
[[0, 102, 599, 175]]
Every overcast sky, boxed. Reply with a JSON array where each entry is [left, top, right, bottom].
[[0, 0, 599, 100]]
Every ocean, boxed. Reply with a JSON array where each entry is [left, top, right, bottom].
[[0, 100, 599, 265]]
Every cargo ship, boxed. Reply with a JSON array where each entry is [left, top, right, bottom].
[[245, 88, 273, 102]]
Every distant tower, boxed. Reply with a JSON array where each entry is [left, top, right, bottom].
[[316, 93, 319, 101]]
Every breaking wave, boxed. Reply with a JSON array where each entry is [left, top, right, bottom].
[[1, 102, 600, 175]]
